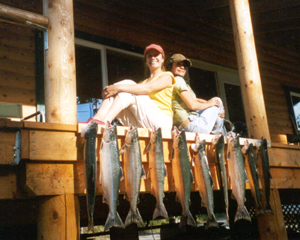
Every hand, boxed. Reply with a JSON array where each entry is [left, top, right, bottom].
[[207, 97, 220, 108], [102, 85, 119, 98]]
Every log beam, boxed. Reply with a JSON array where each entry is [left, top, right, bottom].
[[0, 3, 48, 28]]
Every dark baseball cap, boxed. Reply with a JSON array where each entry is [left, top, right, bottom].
[[168, 53, 192, 67]]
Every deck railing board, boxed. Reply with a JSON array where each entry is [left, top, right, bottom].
[[1, 120, 300, 198]]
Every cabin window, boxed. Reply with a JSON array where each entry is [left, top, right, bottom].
[[189, 59, 247, 136], [106, 50, 145, 84], [75, 44, 103, 110], [283, 85, 300, 134], [189, 68, 218, 100], [75, 39, 144, 116], [224, 83, 247, 136]]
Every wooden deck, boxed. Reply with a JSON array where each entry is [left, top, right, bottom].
[[0, 119, 299, 239], [1, 118, 300, 200]]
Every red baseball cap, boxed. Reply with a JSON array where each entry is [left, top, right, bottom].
[[144, 44, 165, 56]]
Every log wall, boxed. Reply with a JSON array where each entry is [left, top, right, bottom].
[[0, 21, 37, 118], [0, 0, 300, 142]]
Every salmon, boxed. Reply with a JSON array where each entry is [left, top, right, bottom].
[[212, 133, 229, 226], [227, 132, 251, 222], [83, 122, 98, 232], [120, 125, 145, 227], [99, 122, 125, 231], [256, 137, 273, 214], [171, 127, 196, 228], [191, 134, 218, 228], [145, 127, 168, 220], [242, 140, 263, 215]]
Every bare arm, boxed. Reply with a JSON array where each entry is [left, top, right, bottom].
[[196, 98, 208, 103], [180, 91, 220, 111], [103, 74, 173, 98]]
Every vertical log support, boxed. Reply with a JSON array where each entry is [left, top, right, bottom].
[[229, 1, 287, 240], [39, 1, 79, 239], [37, 195, 80, 240], [43, 0, 77, 124], [229, 0, 270, 140]]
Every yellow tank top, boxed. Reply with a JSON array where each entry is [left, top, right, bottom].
[[141, 71, 175, 117]]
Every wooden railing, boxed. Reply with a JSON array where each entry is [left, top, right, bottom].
[[1, 119, 300, 200]]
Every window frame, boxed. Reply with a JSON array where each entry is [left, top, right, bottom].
[[75, 38, 144, 88], [189, 59, 241, 120], [283, 85, 300, 134]]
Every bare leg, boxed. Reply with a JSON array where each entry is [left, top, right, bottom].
[[94, 95, 123, 123], [93, 97, 114, 122], [92, 80, 136, 122]]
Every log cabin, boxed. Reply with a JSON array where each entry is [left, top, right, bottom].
[[0, 0, 300, 239]]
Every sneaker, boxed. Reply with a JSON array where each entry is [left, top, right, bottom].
[[91, 119, 105, 125], [85, 118, 93, 124], [80, 118, 105, 125]]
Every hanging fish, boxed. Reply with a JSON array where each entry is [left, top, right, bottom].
[[83, 122, 98, 232], [99, 121, 125, 231], [171, 127, 196, 228], [242, 140, 263, 215], [227, 132, 251, 222], [120, 125, 145, 227], [191, 134, 218, 228], [256, 137, 273, 214], [145, 127, 168, 220], [212, 133, 229, 227]]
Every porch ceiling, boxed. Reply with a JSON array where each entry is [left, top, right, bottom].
[[100, 0, 300, 55], [0, 0, 299, 57]]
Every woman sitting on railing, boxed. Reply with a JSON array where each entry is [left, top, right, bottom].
[[166, 53, 230, 135], [81, 44, 175, 136]]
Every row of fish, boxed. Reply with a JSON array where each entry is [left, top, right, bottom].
[[222, 132, 273, 224], [242, 136, 273, 216], [83, 122, 168, 233], [83, 123, 272, 232]]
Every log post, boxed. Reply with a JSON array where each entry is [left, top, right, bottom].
[[38, 1, 79, 239], [256, 189, 287, 240], [37, 194, 80, 240], [43, 0, 77, 124], [229, 0, 270, 140], [229, 1, 287, 239]]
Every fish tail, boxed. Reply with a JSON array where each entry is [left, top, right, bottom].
[[87, 216, 94, 233], [222, 221, 230, 229], [179, 215, 187, 228], [125, 208, 145, 227], [234, 206, 252, 222], [256, 207, 265, 216], [179, 210, 196, 228], [206, 214, 219, 228], [104, 212, 125, 231], [265, 202, 274, 215], [153, 203, 169, 220], [225, 208, 230, 223], [255, 200, 264, 216]]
